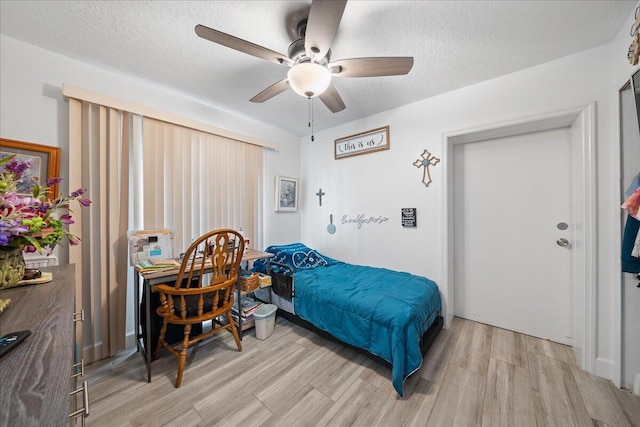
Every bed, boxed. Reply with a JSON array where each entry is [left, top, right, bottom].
[[251, 243, 442, 397]]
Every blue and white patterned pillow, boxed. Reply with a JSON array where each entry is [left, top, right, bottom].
[[292, 249, 328, 269], [252, 243, 334, 274]]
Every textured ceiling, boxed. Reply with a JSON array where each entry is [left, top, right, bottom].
[[0, 1, 636, 136]]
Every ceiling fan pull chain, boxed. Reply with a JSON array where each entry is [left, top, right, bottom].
[[309, 97, 315, 142]]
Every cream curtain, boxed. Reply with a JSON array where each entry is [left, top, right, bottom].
[[68, 100, 137, 363], [141, 118, 263, 252], [68, 100, 263, 363]]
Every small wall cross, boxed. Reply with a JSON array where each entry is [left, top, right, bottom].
[[316, 188, 326, 206], [413, 149, 440, 187]]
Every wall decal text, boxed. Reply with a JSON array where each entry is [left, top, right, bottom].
[[341, 214, 389, 229]]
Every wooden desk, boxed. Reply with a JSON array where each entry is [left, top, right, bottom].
[[133, 249, 273, 382]]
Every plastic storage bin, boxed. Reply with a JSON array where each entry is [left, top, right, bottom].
[[253, 304, 277, 340]]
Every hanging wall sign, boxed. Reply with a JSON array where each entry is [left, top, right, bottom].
[[401, 208, 417, 227], [335, 126, 390, 160]]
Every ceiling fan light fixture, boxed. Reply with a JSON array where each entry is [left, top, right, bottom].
[[287, 62, 331, 98]]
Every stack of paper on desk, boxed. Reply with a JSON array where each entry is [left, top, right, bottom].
[[137, 259, 180, 272]]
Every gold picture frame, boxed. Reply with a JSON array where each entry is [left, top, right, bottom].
[[0, 138, 61, 199], [335, 125, 390, 160]]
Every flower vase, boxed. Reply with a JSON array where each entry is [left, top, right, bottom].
[[0, 247, 25, 290]]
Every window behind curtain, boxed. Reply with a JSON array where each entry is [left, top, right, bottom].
[[139, 117, 263, 254], [68, 95, 265, 359]]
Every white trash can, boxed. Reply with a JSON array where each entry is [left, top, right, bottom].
[[253, 304, 277, 340]]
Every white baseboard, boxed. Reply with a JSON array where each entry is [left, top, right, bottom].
[[634, 373, 640, 396], [125, 330, 137, 350], [572, 346, 583, 369], [595, 357, 614, 381]]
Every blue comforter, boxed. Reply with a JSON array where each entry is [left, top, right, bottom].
[[253, 244, 441, 397]]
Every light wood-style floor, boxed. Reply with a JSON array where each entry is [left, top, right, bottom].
[[86, 316, 640, 426]]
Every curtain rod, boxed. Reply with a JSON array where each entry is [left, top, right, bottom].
[[61, 84, 278, 150]]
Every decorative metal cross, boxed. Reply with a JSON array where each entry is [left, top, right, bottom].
[[413, 149, 440, 187], [315, 188, 326, 206]]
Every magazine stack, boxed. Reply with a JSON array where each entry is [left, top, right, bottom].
[[229, 294, 263, 330]]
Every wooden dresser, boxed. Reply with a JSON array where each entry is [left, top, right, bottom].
[[0, 264, 87, 426]]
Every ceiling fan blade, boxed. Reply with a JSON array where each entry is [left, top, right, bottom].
[[305, 0, 347, 59], [195, 24, 292, 66], [250, 79, 290, 103], [330, 57, 414, 77], [319, 83, 346, 113]]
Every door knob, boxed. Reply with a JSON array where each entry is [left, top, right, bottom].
[[556, 238, 570, 247]]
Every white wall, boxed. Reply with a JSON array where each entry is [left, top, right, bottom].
[[299, 42, 625, 383]]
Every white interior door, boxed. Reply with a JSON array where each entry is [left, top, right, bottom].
[[453, 127, 572, 344]]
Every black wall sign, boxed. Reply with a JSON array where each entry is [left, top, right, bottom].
[[401, 208, 417, 227]]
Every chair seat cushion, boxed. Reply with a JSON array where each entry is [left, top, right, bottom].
[[186, 292, 217, 316]]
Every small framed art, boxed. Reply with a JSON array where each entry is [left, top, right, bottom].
[[275, 175, 299, 212], [0, 138, 61, 199]]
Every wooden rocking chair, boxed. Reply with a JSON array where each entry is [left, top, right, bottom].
[[153, 228, 244, 387]]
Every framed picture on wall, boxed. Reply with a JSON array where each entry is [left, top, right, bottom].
[[0, 138, 61, 199], [275, 175, 299, 212]]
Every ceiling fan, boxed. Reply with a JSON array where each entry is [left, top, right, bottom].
[[195, 0, 414, 113]]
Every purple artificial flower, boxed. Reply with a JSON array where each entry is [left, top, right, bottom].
[[17, 196, 35, 206], [60, 214, 74, 225], [0, 158, 91, 251], [0, 191, 20, 208], [45, 177, 63, 187], [36, 202, 52, 213], [70, 188, 86, 198], [0, 218, 29, 239]]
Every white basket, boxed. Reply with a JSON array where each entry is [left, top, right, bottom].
[[23, 254, 59, 269]]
